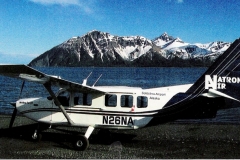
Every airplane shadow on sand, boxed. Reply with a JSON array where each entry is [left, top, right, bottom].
[[0, 123, 138, 150]]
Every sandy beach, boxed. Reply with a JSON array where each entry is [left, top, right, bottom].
[[0, 115, 240, 159]]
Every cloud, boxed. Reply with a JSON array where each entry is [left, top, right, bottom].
[[167, 0, 184, 3], [29, 0, 95, 14], [29, 0, 80, 6], [177, 0, 183, 3]]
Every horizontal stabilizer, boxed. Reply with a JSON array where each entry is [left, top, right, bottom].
[[208, 89, 240, 102]]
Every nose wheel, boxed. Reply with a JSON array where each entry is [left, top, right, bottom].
[[31, 129, 42, 142]]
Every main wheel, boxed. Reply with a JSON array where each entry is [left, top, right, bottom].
[[74, 135, 89, 151]]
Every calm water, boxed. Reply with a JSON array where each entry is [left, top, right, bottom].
[[0, 67, 240, 124]]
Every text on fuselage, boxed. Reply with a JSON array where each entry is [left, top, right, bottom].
[[142, 92, 166, 96], [19, 101, 33, 104], [205, 75, 240, 89], [102, 116, 134, 125]]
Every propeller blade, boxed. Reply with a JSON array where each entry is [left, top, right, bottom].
[[19, 80, 25, 99], [9, 107, 17, 129], [9, 80, 25, 129]]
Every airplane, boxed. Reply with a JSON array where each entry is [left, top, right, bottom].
[[0, 38, 240, 151]]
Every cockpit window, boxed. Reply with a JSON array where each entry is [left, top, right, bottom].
[[74, 93, 92, 106], [121, 95, 133, 107]]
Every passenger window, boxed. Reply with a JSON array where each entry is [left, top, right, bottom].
[[137, 96, 148, 108], [74, 93, 92, 106], [105, 94, 117, 107], [121, 95, 133, 107]]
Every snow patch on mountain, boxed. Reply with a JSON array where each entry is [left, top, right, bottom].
[[153, 32, 231, 60]]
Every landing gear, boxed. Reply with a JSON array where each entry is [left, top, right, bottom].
[[74, 135, 89, 151], [73, 126, 94, 151], [30, 124, 95, 151], [31, 123, 47, 142], [31, 129, 42, 142]]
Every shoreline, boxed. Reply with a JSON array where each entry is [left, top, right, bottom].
[[1, 115, 240, 158]]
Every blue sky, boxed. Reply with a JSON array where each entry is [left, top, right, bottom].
[[1, 0, 240, 64]]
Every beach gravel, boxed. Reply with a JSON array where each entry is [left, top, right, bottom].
[[0, 115, 240, 158]]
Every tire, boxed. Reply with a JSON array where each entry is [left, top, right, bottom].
[[31, 131, 42, 142], [74, 135, 89, 151]]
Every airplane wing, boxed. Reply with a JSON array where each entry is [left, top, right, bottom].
[[0, 64, 106, 94]]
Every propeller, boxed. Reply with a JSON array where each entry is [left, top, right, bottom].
[[9, 80, 25, 129]]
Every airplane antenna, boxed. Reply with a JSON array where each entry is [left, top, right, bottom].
[[82, 72, 92, 86], [92, 74, 102, 87]]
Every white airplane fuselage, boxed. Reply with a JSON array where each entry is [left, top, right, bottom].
[[15, 84, 192, 129], [2, 38, 240, 150]]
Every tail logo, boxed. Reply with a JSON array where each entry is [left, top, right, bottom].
[[205, 75, 240, 89]]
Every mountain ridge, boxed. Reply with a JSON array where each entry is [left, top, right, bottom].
[[29, 30, 231, 67]]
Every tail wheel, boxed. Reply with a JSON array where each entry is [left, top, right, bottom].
[[74, 135, 89, 151]]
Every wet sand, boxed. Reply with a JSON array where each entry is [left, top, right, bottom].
[[1, 115, 240, 159]]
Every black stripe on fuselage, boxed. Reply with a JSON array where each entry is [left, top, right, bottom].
[[19, 107, 158, 117]]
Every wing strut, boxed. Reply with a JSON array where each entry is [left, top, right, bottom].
[[43, 83, 74, 125]]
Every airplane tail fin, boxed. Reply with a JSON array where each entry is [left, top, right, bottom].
[[186, 38, 240, 101]]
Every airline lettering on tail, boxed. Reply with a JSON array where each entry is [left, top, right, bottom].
[[205, 75, 240, 89], [102, 116, 134, 125]]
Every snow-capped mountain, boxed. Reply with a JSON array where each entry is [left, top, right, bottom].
[[58, 31, 154, 61], [29, 30, 164, 67], [152, 32, 175, 47], [29, 31, 231, 67], [153, 33, 231, 61]]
